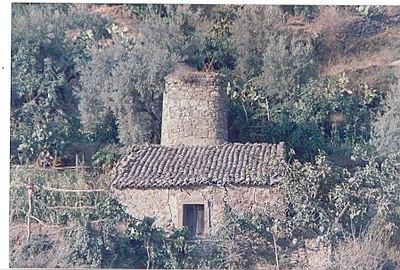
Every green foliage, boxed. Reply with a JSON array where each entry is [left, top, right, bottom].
[[210, 150, 400, 268], [212, 205, 296, 269], [11, 3, 112, 163], [9, 4, 400, 268], [9, 168, 102, 224], [280, 149, 400, 239], [293, 5, 319, 19], [76, 5, 209, 145], [343, 5, 384, 18], [65, 195, 199, 269], [122, 3, 150, 19], [268, 76, 376, 159], [228, 74, 380, 161], [10, 167, 201, 268], [372, 73, 400, 155], [213, 208, 270, 269], [201, 5, 237, 72], [230, 5, 284, 80], [22, 234, 54, 258], [64, 195, 145, 268], [12, 3, 110, 73], [256, 35, 316, 99], [11, 47, 69, 164], [329, 216, 395, 270], [10, 234, 65, 268], [229, 5, 317, 102], [122, 4, 170, 19], [280, 5, 319, 20], [91, 144, 122, 174]]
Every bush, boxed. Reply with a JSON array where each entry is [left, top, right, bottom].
[[10, 232, 72, 268], [11, 47, 69, 164], [372, 72, 400, 155], [280, 149, 400, 241], [312, 6, 356, 59], [11, 4, 111, 163], [21, 234, 53, 258], [91, 144, 122, 174], [9, 167, 106, 225], [228, 74, 379, 161]]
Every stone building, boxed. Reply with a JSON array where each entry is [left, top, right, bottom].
[[112, 70, 286, 238], [161, 70, 228, 146]]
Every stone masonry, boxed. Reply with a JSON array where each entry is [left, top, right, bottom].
[[161, 70, 228, 146], [114, 185, 282, 236]]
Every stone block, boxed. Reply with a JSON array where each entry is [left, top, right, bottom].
[[161, 71, 228, 146]]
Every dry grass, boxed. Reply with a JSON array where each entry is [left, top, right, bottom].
[[313, 6, 357, 38], [9, 223, 75, 268], [312, 6, 358, 56], [330, 226, 392, 270], [302, 6, 400, 92], [321, 27, 400, 78], [290, 217, 399, 270]]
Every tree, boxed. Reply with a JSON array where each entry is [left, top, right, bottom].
[[280, 150, 400, 239], [228, 74, 378, 161], [230, 5, 284, 81], [76, 5, 209, 145], [199, 5, 237, 72], [256, 35, 315, 99], [11, 47, 68, 164], [11, 3, 111, 163], [229, 5, 316, 99]]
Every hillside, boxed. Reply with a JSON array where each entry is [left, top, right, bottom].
[[282, 6, 400, 91], [95, 5, 400, 89], [10, 4, 400, 269]]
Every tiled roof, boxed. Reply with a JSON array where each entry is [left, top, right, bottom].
[[111, 142, 286, 189]]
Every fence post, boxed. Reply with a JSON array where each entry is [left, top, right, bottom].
[[75, 154, 78, 172], [26, 180, 34, 242]]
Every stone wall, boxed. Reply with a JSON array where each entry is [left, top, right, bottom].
[[113, 185, 282, 236], [161, 71, 228, 146]]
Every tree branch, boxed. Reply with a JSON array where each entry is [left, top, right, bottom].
[[334, 202, 350, 224]]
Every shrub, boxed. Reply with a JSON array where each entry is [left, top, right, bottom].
[[200, 5, 237, 72], [91, 144, 122, 174], [312, 6, 357, 59], [280, 149, 400, 241], [11, 47, 69, 164], [21, 234, 53, 258], [228, 74, 381, 161], [10, 233, 72, 268], [9, 167, 105, 225], [11, 4, 111, 163], [372, 72, 400, 155]]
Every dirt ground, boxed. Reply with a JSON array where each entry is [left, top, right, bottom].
[[9, 222, 75, 268]]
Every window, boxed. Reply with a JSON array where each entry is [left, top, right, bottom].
[[183, 204, 204, 237]]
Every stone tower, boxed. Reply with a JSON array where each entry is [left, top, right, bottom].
[[161, 69, 228, 146]]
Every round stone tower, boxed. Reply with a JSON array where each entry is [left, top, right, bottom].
[[161, 69, 228, 146]]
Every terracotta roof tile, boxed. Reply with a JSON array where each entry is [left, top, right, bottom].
[[112, 142, 286, 189]]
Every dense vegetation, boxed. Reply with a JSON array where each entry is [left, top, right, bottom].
[[10, 4, 400, 269]]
